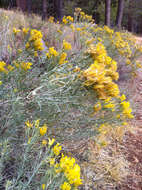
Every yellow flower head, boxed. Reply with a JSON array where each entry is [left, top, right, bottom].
[[66, 16, 74, 22], [73, 66, 80, 72], [42, 184, 46, 190], [48, 138, 55, 146], [62, 16, 68, 24], [94, 102, 101, 112], [35, 119, 40, 128], [42, 139, 47, 146], [34, 51, 38, 57], [63, 40, 72, 50], [50, 158, 55, 166], [13, 27, 20, 35], [121, 101, 133, 118], [22, 28, 29, 35], [7, 65, 14, 71], [25, 120, 33, 128], [0, 61, 8, 74], [20, 62, 32, 71], [48, 16, 54, 23], [25, 42, 30, 49], [65, 164, 82, 186], [59, 52, 68, 65], [39, 124, 47, 136], [120, 94, 126, 101], [61, 182, 71, 190], [48, 47, 59, 57], [53, 143, 62, 156]]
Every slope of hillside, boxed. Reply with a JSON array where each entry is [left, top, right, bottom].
[[0, 8, 142, 190]]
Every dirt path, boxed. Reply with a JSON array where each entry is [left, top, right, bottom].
[[120, 36, 142, 190]]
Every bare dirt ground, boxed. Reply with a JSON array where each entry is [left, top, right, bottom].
[[120, 36, 142, 190]]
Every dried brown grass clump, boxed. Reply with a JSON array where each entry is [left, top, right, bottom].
[[78, 126, 131, 190]]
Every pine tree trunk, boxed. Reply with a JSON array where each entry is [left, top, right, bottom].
[[54, 0, 63, 21], [42, 0, 47, 20], [9, 0, 14, 8], [16, 0, 27, 11], [139, 15, 142, 34], [27, 0, 32, 14], [127, 0, 133, 32], [116, 0, 124, 29], [105, 0, 111, 27]]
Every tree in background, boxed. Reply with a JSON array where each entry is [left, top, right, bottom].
[[115, 0, 124, 29], [27, 0, 32, 15], [54, 0, 63, 21], [1, 0, 142, 34], [42, 0, 47, 20], [105, 0, 111, 27], [127, 0, 134, 32], [16, 0, 27, 11]]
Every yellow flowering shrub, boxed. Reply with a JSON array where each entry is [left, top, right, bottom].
[[83, 43, 119, 99], [0, 8, 139, 190]]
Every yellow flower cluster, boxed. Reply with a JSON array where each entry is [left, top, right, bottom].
[[93, 102, 102, 113], [62, 16, 74, 24], [13, 61, 32, 71], [22, 27, 29, 35], [0, 61, 8, 74], [104, 100, 116, 111], [66, 16, 74, 22], [63, 40, 72, 51], [48, 139, 82, 189], [20, 62, 32, 71], [59, 52, 68, 65], [24, 117, 83, 189], [0, 61, 15, 75], [42, 139, 47, 146], [25, 120, 33, 128], [53, 143, 62, 156], [13, 27, 20, 35], [74, 8, 93, 22], [120, 101, 133, 119], [39, 124, 47, 136], [59, 154, 82, 187], [26, 29, 44, 51], [48, 16, 54, 23], [13, 27, 30, 36], [61, 182, 71, 190], [83, 43, 119, 99], [103, 25, 114, 36], [25, 119, 48, 136], [46, 47, 59, 58], [113, 32, 132, 58]]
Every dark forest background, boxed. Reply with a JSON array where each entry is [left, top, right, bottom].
[[0, 0, 142, 34]]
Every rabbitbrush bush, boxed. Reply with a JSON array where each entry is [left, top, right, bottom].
[[0, 8, 142, 189]]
